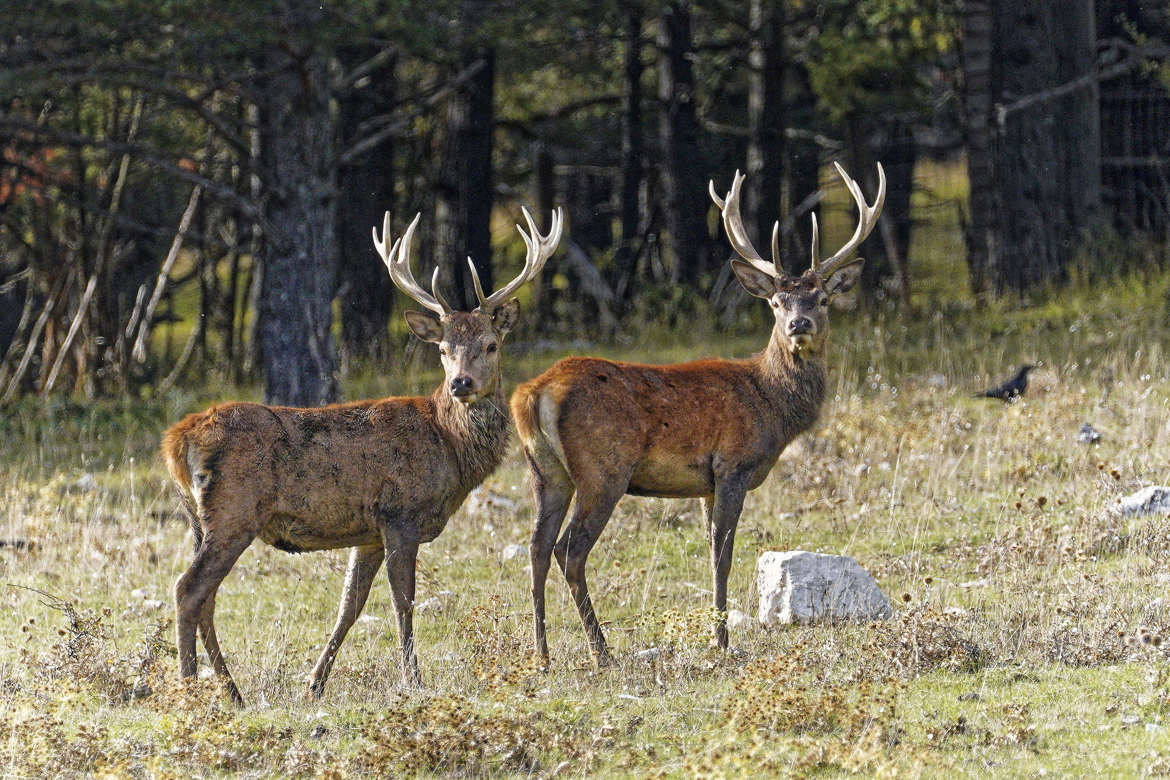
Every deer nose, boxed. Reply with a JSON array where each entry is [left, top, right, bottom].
[[787, 316, 814, 336], [449, 376, 475, 397]]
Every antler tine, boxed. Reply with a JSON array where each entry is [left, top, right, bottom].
[[466, 257, 488, 309], [477, 206, 563, 312], [373, 212, 451, 316], [810, 212, 820, 268], [430, 266, 454, 313], [709, 170, 779, 277], [812, 162, 886, 278]]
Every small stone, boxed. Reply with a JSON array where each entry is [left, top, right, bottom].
[[1077, 422, 1102, 444], [634, 647, 660, 662], [757, 551, 893, 626], [357, 614, 381, 623], [72, 473, 98, 493], [502, 543, 527, 561], [726, 609, 753, 631], [130, 588, 150, 600], [467, 486, 519, 517], [1117, 486, 1170, 517], [926, 373, 947, 389], [958, 691, 981, 702], [415, 596, 443, 614], [141, 599, 164, 611]]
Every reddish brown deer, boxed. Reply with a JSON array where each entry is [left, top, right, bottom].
[[511, 163, 884, 665], [162, 207, 562, 703]]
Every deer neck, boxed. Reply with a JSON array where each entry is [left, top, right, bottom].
[[754, 324, 828, 435], [432, 384, 510, 487]]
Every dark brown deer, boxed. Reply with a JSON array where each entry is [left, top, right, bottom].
[[511, 163, 884, 665], [162, 207, 562, 703]]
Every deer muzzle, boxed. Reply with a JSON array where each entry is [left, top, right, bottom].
[[449, 376, 477, 403]]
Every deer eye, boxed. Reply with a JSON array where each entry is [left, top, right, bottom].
[[485, 343, 497, 354], [439, 346, 449, 357], [818, 296, 829, 307], [770, 300, 779, 309]]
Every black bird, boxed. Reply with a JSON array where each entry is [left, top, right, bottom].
[[975, 364, 1035, 402]]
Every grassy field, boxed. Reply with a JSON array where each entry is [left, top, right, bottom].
[[5, 192, 1170, 774]]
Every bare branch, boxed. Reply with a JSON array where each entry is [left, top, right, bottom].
[[132, 185, 203, 363]]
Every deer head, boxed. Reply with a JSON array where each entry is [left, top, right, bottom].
[[710, 162, 885, 356], [373, 208, 563, 404]]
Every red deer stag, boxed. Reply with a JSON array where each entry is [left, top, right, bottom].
[[511, 162, 884, 665], [162, 207, 562, 703]]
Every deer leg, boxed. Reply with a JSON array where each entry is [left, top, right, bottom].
[[174, 530, 254, 693], [708, 474, 749, 649], [380, 524, 421, 686], [196, 588, 243, 705], [553, 483, 625, 667], [306, 543, 384, 699], [527, 453, 575, 665]]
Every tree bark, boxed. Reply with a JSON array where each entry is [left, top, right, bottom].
[[337, 45, 396, 363], [746, 0, 784, 264], [613, 1, 644, 308], [256, 1, 339, 406], [961, 0, 995, 299], [964, 0, 1102, 296], [784, 62, 819, 275], [436, 8, 495, 312], [531, 142, 556, 323], [657, 0, 710, 285]]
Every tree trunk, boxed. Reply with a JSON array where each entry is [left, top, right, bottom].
[[964, 0, 1102, 296], [961, 0, 995, 299], [436, 10, 494, 312], [256, 1, 339, 406], [657, 0, 710, 286], [746, 0, 784, 263], [613, 1, 644, 309], [784, 62, 819, 275], [337, 45, 396, 364]]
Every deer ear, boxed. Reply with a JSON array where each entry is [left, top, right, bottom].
[[491, 298, 520, 338], [404, 310, 443, 343], [824, 261, 864, 301], [730, 259, 776, 299]]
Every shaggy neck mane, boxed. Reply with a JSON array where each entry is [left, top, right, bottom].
[[432, 385, 511, 486], [753, 324, 828, 437]]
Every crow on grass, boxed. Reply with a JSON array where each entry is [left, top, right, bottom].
[[975, 364, 1035, 402]]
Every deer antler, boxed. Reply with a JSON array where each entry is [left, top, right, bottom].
[[709, 170, 781, 278], [810, 162, 886, 279], [469, 206, 563, 312], [373, 212, 453, 316]]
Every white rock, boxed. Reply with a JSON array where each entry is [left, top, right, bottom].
[[72, 473, 98, 493], [357, 614, 381, 623], [926, 373, 947, 389], [467, 486, 519, 517], [757, 550, 893, 626], [415, 596, 443, 614], [1077, 422, 1102, 444], [142, 599, 164, 611], [130, 588, 150, 600], [501, 543, 527, 561], [727, 609, 753, 631], [633, 647, 660, 662], [1117, 486, 1170, 517]]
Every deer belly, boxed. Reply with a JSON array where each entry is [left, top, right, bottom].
[[259, 513, 380, 553], [627, 454, 714, 498]]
